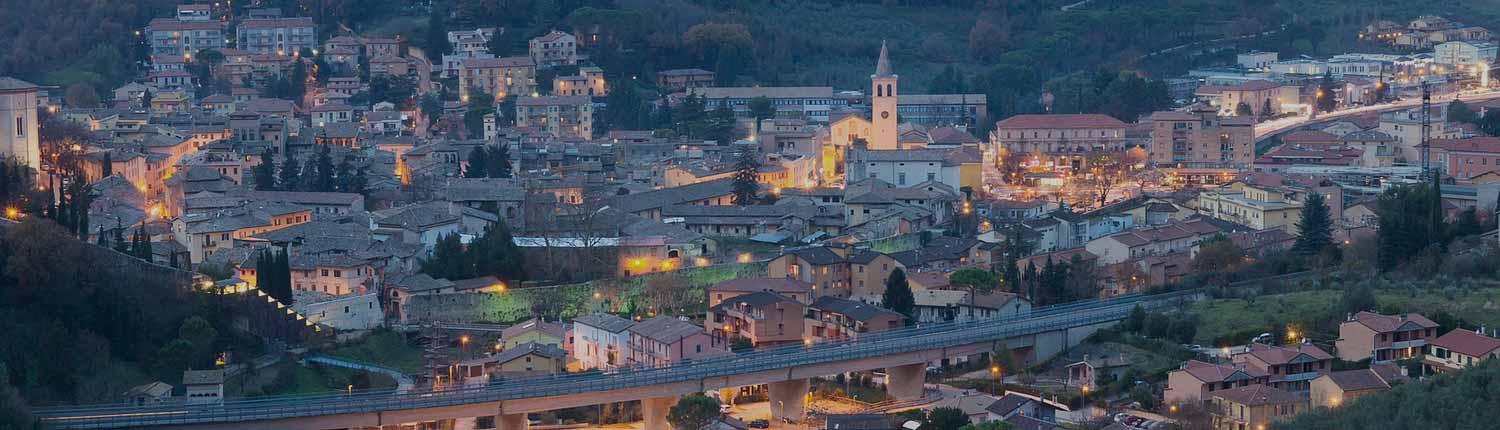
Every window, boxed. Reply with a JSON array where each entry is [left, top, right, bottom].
[[14, 118, 22, 137]]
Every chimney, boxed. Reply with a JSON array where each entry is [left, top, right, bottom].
[[1083, 353, 1090, 363]]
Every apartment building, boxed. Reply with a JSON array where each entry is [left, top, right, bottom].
[[571, 314, 635, 371], [514, 95, 594, 139], [708, 291, 807, 347], [1149, 104, 1256, 182], [991, 114, 1129, 172], [1196, 183, 1306, 233], [145, 7, 228, 57], [627, 315, 726, 368], [528, 30, 578, 68], [458, 56, 537, 102], [236, 17, 316, 55], [656, 69, 716, 91]]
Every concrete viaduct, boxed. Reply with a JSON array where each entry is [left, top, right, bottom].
[[36, 291, 1199, 430]]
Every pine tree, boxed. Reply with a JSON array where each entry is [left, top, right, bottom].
[[279, 153, 301, 191], [335, 155, 356, 192], [315, 144, 335, 192], [427, 3, 451, 58], [881, 268, 915, 324], [254, 148, 278, 190], [1293, 192, 1333, 256], [1316, 71, 1338, 113], [488, 144, 512, 178], [730, 148, 760, 205], [466, 146, 490, 178], [101, 152, 113, 177], [290, 59, 308, 104], [422, 233, 471, 280]]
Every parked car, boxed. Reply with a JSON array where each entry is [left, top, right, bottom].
[[748, 419, 770, 428]]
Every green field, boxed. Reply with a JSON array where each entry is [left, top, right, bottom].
[[323, 330, 424, 374], [1190, 287, 1500, 345]]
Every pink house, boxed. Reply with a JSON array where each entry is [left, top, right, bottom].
[[1165, 360, 1271, 405], [1232, 343, 1333, 392], [626, 315, 729, 368], [1335, 311, 1439, 362]]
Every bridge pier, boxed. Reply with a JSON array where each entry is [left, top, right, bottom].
[[641, 396, 677, 429], [768, 379, 808, 423], [495, 413, 527, 430], [885, 363, 925, 401]]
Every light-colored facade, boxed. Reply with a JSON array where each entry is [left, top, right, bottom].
[[514, 95, 594, 139], [458, 56, 537, 102], [1433, 41, 1498, 67], [1309, 369, 1393, 409], [145, 18, 227, 57], [236, 18, 317, 55], [529, 30, 578, 68], [572, 314, 634, 371], [1209, 385, 1306, 430], [1423, 328, 1500, 373], [1196, 183, 1305, 233], [991, 114, 1128, 172], [0, 78, 40, 173]]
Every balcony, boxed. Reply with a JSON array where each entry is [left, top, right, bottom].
[[1392, 339, 1426, 349]]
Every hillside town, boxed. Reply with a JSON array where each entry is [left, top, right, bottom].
[[7, 3, 1500, 430]]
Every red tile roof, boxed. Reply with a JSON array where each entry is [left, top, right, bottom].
[[995, 114, 1127, 130], [1431, 328, 1500, 357], [1321, 369, 1390, 391], [1244, 343, 1333, 365], [1211, 384, 1301, 406], [1350, 311, 1438, 333], [1432, 137, 1500, 154], [709, 277, 813, 294], [1180, 360, 1269, 383], [1280, 130, 1341, 145], [463, 56, 534, 69], [1221, 80, 1284, 92]]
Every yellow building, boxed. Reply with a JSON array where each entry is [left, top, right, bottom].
[[500, 318, 566, 350], [1196, 183, 1304, 234], [458, 56, 536, 102], [494, 342, 566, 376], [1210, 384, 1306, 430]]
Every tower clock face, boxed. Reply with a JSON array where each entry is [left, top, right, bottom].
[[880, 111, 890, 119]]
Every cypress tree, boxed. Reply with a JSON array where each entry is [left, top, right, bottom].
[[881, 268, 916, 324], [466, 146, 490, 178], [1293, 192, 1333, 257]]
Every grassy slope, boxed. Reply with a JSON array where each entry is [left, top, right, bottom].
[[323, 330, 424, 374], [1190, 287, 1500, 345]]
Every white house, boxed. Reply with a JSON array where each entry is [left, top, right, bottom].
[[572, 314, 636, 371]]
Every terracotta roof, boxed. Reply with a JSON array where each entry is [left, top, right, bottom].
[[1211, 384, 1301, 406], [1244, 343, 1333, 364], [1431, 328, 1500, 357], [709, 277, 813, 295], [1179, 360, 1269, 383], [146, 18, 226, 32], [1321, 369, 1390, 391], [1350, 311, 1438, 333], [1281, 130, 1341, 145], [533, 30, 572, 43], [995, 114, 1126, 130], [463, 56, 534, 69], [1432, 137, 1500, 154]]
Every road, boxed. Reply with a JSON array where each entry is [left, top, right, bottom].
[[35, 291, 1199, 429], [1254, 89, 1500, 140]]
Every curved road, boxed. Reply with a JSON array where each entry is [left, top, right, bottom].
[[35, 291, 1199, 429]]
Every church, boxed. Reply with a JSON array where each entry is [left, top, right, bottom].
[[821, 43, 984, 188]]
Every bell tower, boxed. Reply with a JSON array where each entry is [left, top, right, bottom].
[[870, 41, 898, 150]]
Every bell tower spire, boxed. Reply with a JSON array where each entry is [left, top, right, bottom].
[[870, 40, 899, 150]]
